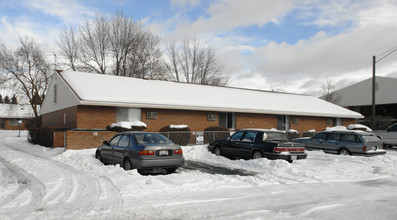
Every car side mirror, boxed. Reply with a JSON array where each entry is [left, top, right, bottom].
[[103, 140, 110, 145]]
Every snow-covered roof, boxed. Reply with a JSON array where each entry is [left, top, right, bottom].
[[334, 76, 397, 106], [44, 70, 363, 119], [0, 104, 35, 118]]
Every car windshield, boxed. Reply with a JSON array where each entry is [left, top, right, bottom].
[[263, 132, 288, 141], [134, 133, 173, 145], [361, 134, 381, 143]]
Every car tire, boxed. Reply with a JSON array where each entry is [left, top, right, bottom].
[[338, 148, 351, 156], [214, 146, 222, 156], [252, 151, 263, 159], [123, 158, 133, 170], [95, 150, 103, 162]]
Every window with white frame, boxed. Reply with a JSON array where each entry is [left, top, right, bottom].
[[207, 113, 216, 121], [146, 111, 158, 119]]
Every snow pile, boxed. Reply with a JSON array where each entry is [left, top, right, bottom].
[[110, 121, 147, 129], [288, 129, 298, 134], [347, 124, 372, 131], [1, 130, 397, 219], [325, 126, 347, 131], [169, 124, 188, 129], [308, 129, 316, 132]]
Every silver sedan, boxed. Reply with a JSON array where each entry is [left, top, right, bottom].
[[96, 132, 184, 174]]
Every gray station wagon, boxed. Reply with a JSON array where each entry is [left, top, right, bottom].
[[95, 132, 184, 174], [292, 130, 386, 156]]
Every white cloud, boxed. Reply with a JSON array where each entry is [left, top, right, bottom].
[[24, 0, 95, 24], [172, 0, 295, 36]]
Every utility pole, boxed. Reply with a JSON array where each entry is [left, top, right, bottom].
[[372, 56, 376, 130], [372, 47, 397, 130]]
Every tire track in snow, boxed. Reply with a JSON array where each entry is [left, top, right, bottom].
[[0, 142, 124, 218], [0, 155, 46, 218]]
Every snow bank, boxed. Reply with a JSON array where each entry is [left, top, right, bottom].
[[308, 129, 316, 132], [110, 121, 147, 129], [288, 129, 298, 134]]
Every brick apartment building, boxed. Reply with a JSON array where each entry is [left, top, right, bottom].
[[40, 70, 363, 149], [0, 104, 34, 130]]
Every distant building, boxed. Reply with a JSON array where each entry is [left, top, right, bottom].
[[334, 76, 397, 128], [0, 104, 35, 130]]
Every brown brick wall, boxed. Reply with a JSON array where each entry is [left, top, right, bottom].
[[76, 106, 116, 129], [142, 108, 219, 132], [236, 113, 277, 129], [66, 130, 118, 149], [53, 131, 65, 148], [342, 118, 357, 127], [41, 106, 78, 129]]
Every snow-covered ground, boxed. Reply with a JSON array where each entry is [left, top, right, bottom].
[[0, 130, 396, 219]]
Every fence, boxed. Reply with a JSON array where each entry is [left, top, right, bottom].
[[52, 130, 318, 149]]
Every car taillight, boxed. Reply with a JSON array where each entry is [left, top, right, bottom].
[[274, 147, 305, 152], [139, 150, 154, 156], [363, 146, 366, 152], [174, 149, 183, 155]]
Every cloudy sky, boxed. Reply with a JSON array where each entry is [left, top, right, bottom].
[[1, 0, 397, 96]]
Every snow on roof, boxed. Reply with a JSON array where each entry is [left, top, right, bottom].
[[59, 70, 363, 119], [0, 104, 35, 118]]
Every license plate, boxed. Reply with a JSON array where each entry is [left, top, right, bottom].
[[158, 150, 169, 156], [290, 155, 297, 160]]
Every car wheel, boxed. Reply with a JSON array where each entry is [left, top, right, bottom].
[[338, 148, 351, 156], [214, 146, 222, 156], [252, 151, 263, 159], [123, 158, 133, 170], [95, 150, 103, 162]]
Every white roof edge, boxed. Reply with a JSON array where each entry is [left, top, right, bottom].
[[80, 100, 363, 119]]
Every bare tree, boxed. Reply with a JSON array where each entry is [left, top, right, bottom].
[[0, 37, 51, 118], [164, 37, 228, 86], [58, 26, 79, 71], [57, 12, 166, 79], [320, 78, 341, 104]]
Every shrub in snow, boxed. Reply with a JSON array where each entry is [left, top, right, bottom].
[[170, 124, 188, 129], [106, 121, 147, 132], [287, 129, 300, 140], [302, 129, 317, 138], [204, 126, 230, 143], [160, 125, 191, 146]]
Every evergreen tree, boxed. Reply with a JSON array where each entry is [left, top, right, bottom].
[[11, 94, 18, 104], [0, 94, 3, 103], [4, 95, 10, 104]]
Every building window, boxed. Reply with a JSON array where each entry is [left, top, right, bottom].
[[326, 119, 332, 125], [117, 108, 142, 122], [146, 112, 158, 119], [277, 115, 290, 131], [54, 84, 58, 103], [207, 113, 216, 121], [292, 117, 299, 124], [9, 119, 22, 126], [219, 112, 235, 129]]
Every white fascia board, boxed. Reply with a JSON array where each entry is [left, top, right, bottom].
[[79, 100, 364, 119]]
